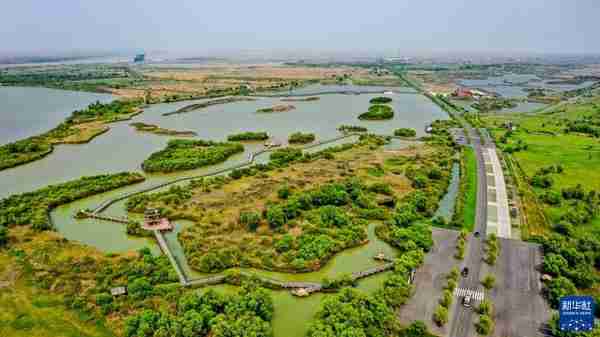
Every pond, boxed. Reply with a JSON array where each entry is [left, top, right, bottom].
[[458, 73, 597, 98]]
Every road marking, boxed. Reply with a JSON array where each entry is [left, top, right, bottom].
[[454, 288, 485, 301]]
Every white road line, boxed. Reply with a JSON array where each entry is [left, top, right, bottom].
[[454, 288, 485, 301]]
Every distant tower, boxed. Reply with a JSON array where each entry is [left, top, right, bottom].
[[134, 53, 145, 63]]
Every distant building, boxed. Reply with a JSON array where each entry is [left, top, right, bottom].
[[110, 286, 127, 297], [453, 88, 473, 98], [134, 53, 145, 63]]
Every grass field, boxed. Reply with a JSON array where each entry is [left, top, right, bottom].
[[463, 147, 478, 230], [0, 256, 114, 337], [482, 93, 600, 236]]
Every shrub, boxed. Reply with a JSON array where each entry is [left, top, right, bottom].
[[129, 277, 153, 300], [288, 132, 316, 144], [439, 289, 453, 308], [337, 125, 368, 133], [275, 234, 295, 253], [240, 211, 261, 231], [546, 276, 577, 308], [475, 314, 494, 335], [433, 305, 448, 326], [541, 190, 562, 205], [277, 184, 291, 199], [266, 206, 286, 229], [394, 128, 417, 137], [477, 299, 492, 315], [0, 225, 7, 247], [370, 96, 393, 104], [481, 274, 496, 290], [530, 174, 553, 188], [227, 131, 269, 141]]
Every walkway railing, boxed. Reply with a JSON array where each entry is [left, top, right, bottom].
[[74, 132, 418, 296]]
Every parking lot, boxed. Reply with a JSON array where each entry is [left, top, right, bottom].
[[482, 238, 551, 337], [397, 228, 461, 336]]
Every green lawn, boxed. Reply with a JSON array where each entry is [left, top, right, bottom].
[[481, 94, 600, 231], [463, 147, 478, 230]]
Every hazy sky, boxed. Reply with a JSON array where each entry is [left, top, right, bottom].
[[2, 0, 598, 56]]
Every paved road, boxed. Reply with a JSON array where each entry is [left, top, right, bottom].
[[398, 228, 461, 336], [448, 124, 488, 337]]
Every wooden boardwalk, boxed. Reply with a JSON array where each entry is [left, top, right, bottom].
[[74, 132, 421, 296], [154, 231, 188, 285], [78, 211, 130, 224], [351, 262, 394, 281]]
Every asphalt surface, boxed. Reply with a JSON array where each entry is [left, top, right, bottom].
[[447, 127, 550, 337], [484, 239, 551, 337], [448, 125, 488, 337], [397, 228, 461, 336]]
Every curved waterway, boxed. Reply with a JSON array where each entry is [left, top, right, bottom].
[[2, 84, 451, 337], [0, 87, 447, 198], [0, 86, 113, 145]]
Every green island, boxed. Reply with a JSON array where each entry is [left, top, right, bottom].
[[126, 133, 453, 274], [358, 104, 395, 120], [393, 128, 417, 137], [257, 104, 296, 113], [337, 125, 368, 133], [281, 97, 320, 102], [129, 122, 197, 137], [0, 172, 145, 230], [0, 100, 142, 171], [227, 131, 270, 141], [288, 132, 316, 144], [141, 139, 245, 173], [370, 96, 393, 104], [163, 97, 257, 116]]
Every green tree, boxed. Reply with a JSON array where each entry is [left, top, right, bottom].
[[266, 205, 286, 229], [546, 276, 577, 308], [129, 277, 153, 300], [481, 274, 496, 290], [475, 314, 494, 335], [433, 305, 448, 326], [0, 225, 7, 247]]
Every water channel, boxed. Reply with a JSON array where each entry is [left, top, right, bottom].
[[2, 84, 453, 337]]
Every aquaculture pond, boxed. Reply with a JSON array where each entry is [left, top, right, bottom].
[[458, 73, 597, 98], [0, 86, 113, 144], [2, 85, 451, 337]]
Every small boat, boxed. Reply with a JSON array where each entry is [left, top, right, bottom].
[[264, 139, 282, 148], [291, 288, 309, 297]]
